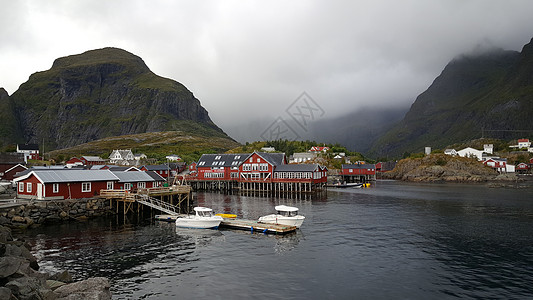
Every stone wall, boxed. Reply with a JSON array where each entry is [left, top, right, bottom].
[[0, 198, 112, 228]]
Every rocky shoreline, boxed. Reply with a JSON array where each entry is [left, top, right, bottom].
[[0, 198, 113, 299], [0, 224, 111, 299], [382, 154, 525, 183]]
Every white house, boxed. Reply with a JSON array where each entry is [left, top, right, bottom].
[[165, 154, 181, 161], [518, 139, 531, 149], [457, 147, 484, 161], [291, 152, 317, 163], [444, 149, 457, 156], [483, 144, 494, 154], [109, 150, 135, 165]]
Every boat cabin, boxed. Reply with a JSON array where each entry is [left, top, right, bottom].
[[275, 205, 299, 217], [195, 207, 215, 217]]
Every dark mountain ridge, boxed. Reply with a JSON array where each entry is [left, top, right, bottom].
[[0, 47, 233, 151], [369, 38, 533, 157]]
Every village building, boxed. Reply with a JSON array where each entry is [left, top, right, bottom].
[[80, 156, 105, 166], [187, 151, 327, 193], [291, 152, 317, 163], [456, 147, 485, 161], [134, 153, 148, 161], [110, 171, 164, 191], [109, 149, 136, 165], [444, 149, 458, 156], [341, 164, 376, 182], [516, 162, 530, 174], [0, 153, 26, 181], [483, 158, 511, 173], [261, 147, 276, 152], [165, 154, 181, 161], [13, 170, 118, 200], [140, 165, 173, 179], [16, 144, 40, 161], [309, 146, 329, 153]]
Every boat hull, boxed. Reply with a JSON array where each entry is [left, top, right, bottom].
[[258, 214, 305, 228], [175, 216, 223, 229]]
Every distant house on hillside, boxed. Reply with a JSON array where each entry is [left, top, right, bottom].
[[457, 147, 484, 161], [444, 149, 457, 156], [309, 146, 329, 153], [165, 154, 181, 161], [109, 149, 135, 165], [81, 156, 105, 166], [17, 144, 40, 161], [291, 152, 316, 163]]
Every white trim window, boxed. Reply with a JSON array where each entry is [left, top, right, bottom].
[[27, 182, 32, 193], [138, 182, 146, 189], [19, 182, 24, 192], [53, 183, 59, 193], [124, 183, 132, 190], [82, 182, 91, 192], [107, 181, 114, 190]]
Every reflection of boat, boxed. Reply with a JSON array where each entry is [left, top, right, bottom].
[[327, 182, 370, 188], [175, 207, 223, 229], [258, 205, 305, 228]]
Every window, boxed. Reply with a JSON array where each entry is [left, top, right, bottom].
[[235, 155, 241, 159], [138, 182, 146, 189], [82, 182, 91, 192], [257, 158, 260, 163], [252, 164, 259, 171], [243, 164, 251, 171], [27, 182, 32, 193], [199, 161, 205, 166], [215, 155, 221, 160], [18, 182, 24, 192], [53, 183, 59, 193], [107, 181, 114, 190], [124, 183, 131, 190]]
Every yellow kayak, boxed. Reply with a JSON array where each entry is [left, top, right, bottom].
[[216, 213, 237, 219]]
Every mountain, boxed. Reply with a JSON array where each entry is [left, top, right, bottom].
[[369, 38, 533, 157], [1, 47, 235, 151]]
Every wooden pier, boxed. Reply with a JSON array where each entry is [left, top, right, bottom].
[[99, 185, 192, 215], [154, 214, 297, 235]]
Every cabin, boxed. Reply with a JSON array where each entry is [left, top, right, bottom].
[[518, 139, 531, 149], [17, 144, 40, 161], [0, 153, 26, 181], [341, 164, 376, 182], [516, 163, 530, 174], [140, 165, 172, 179], [80, 156, 105, 166], [1, 164, 28, 181], [309, 146, 329, 153], [13, 170, 119, 200], [165, 154, 181, 161], [444, 149, 457, 156], [291, 152, 317, 163], [484, 158, 508, 173], [65, 157, 84, 168]]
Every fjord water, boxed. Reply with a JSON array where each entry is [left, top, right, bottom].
[[21, 181, 533, 299]]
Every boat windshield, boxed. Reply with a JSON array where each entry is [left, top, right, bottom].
[[197, 210, 213, 217], [277, 210, 298, 217]]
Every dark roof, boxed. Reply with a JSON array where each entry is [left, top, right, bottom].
[[342, 164, 376, 169], [197, 153, 248, 168], [17, 144, 39, 151], [145, 171, 165, 181], [0, 153, 26, 164], [142, 165, 171, 171], [14, 170, 118, 183], [274, 164, 320, 172], [111, 171, 161, 183]]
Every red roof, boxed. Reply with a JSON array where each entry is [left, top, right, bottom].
[[518, 139, 529, 143]]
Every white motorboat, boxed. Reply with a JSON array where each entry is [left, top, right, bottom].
[[175, 207, 223, 229], [258, 205, 305, 228]]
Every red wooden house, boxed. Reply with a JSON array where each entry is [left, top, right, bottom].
[[516, 163, 530, 174], [484, 158, 507, 173], [80, 156, 105, 166], [1, 164, 28, 181], [238, 152, 287, 183], [341, 164, 376, 182], [13, 170, 119, 200], [194, 154, 249, 181], [140, 165, 172, 179], [309, 146, 329, 153]]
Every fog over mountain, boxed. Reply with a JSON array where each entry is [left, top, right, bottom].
[[2, 1, 533, 145]]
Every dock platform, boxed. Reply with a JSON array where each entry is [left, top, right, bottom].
[[220, 219, 297, 234], [155, 215, 297, 235]]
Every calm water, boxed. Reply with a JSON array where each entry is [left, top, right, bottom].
[[20, 181, 533, 299]]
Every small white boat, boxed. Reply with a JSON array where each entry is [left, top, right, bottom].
[[175, 207, 223, 229], [258, 205, 305, 228]]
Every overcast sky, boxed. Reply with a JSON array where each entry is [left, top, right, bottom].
[[2, 0, 533, 141]]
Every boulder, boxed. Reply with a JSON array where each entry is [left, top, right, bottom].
[[54, 277, 111, 300], [0, 256, 23, 278]]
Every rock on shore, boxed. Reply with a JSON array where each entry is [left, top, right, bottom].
[[0, 224, 111, 299]]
